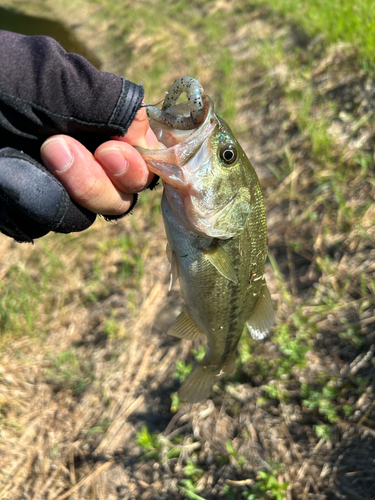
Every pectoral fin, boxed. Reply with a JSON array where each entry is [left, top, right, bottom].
[[247, 285, 275, 340], [201, 242, 238, 283], [166, 244, 179, 292], [167, 307, 203, 340]]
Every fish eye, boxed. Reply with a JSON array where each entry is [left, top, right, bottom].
[[219, 144, 237, 165]]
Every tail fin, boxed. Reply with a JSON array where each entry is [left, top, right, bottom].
[[179, 365, 218, 403]]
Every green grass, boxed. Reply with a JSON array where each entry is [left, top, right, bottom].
[[243, 469, 289, 500], [0, 241, 65, 341], [46, 349, 94, 396], [248, 0, 375, 70]]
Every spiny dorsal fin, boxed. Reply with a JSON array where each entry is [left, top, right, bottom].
[[167, 307, 203, 340], [247, 284, 275, 340], [201, 242, 238, 283]]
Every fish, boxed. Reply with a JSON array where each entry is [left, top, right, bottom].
[[138, 88, 274, 403]]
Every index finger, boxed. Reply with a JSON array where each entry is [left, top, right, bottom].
[[116, 105, 158, 149]]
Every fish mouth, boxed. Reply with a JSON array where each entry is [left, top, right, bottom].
[[136, 96, 216, 190]]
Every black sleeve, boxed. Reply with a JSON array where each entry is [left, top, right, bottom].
[[0, 29, 144, 159], [0, 30, 145, 243]]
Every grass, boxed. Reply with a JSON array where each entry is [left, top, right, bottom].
[[248, 0, 375, 71], [46, 349, 94, 396], [0, 0, 374, 498], [0, 240, 67, 341]]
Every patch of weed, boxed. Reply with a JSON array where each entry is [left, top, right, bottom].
[[244, 469, 289, 500], [223, 464, 289, 500], [246, 0, 375, 70], [0, 241, 67, 342], [178, 458, 205, 500], [174, 360, 193, 382], [301, 381, 340, 423], [46, 350, 94, 396], [135, 425, 161, 460], [86, 419, 111, 437]]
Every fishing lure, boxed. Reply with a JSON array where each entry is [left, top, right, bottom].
[[145, 77, 204, 130]]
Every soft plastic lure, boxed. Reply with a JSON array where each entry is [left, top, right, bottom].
[[145, 77, 204, 130]]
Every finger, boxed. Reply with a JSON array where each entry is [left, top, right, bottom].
[[40, 135, 133, 216], [0, 147, 96, 242], [117, 105, 158, 149], [94, 140, 154, 194]]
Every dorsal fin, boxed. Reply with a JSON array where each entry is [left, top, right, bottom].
[[167, 307, 203, 340], [201, 242, 238, 283], [246, 285, 275, 340]]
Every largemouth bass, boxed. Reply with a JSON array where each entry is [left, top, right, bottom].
[[138, 87, 274, 403]]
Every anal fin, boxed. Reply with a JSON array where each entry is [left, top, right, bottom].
[[178, 365, 217, 403], [247, 284, 275, 340], [167, 307, 203, 340]]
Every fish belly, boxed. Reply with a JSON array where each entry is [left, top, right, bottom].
[[162, 192, 259, 366]]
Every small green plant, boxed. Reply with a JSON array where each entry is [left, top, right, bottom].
[[178, 480, 207, 500], [314, 424, 333, 441], [102, 314, 127, 339], [86, 419, 111, 438], [301, 382, 339, 423], [225, 440, 246, 469], [178, 458, 205, 500], [135, 426, 161, 460], [237, 331, 253, 366], [243, 469, 289, 500], [262, 383, 282, 401], [274, 319, 309, 366], [170, 392, 181, 413], [222, 483, 238, 500], [191, 345, 206, 362], [184, 459, 204, 483], [342, 404, 354, 417], [174, 360, 193, 382], [339, 318, 364, 348]]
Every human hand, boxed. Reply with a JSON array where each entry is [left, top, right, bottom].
[[0, 31, 153, 242], [40, 105, 158, 217]]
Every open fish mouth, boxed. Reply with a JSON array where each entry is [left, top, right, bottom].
[[138, 96, 216, 185]]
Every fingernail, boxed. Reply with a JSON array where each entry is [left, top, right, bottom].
[[145, 128, 158, 148], [97, 148, 129, 176], [41, 138, 73, 173]]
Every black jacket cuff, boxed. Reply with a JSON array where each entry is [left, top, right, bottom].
[[109, 78, 144, 135]]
